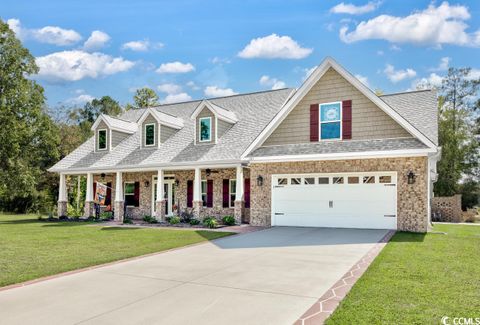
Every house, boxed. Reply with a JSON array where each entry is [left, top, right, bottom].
[[49, 57, 440, 232]]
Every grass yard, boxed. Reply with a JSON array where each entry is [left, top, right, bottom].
[[0, 214, 233, 288], [326, 224, 480, 324]]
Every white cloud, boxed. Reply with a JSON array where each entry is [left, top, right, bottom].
[[161, 93, 192, 104], [83, 31, 110, 51], [354, 74, 370, 87], [35, 50, 135, 82], [430, 57, 451, 71], [467, 69, 480, 81], [186, 81, 201, 91], [121, 40, 163, 52], [156, 61, 195, 74], [157, 83, 182, 95], [330, 1, 380, 15], [64, 93, 95, 105], [210, 57, 231, 64], [204, 86, 238, 97], [7, 18, 82, 46], [238, 34, 313, 59], [384, 64, 416, 83], [412, 73, 444, 89], [303, 66, 316, 80], [259, 75, 286, 90], [339, 2, 480, 47]]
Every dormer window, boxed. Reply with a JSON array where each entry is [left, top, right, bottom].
[[98, 129, 107, 150], [145, 123, 156, 146], [199, 117, 212, 142]]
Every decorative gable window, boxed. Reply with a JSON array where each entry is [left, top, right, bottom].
[[98, 129, 107, 150], [319, 102, 342, 140], [144, 123, 156, 146], [199, 117, 212, 142]]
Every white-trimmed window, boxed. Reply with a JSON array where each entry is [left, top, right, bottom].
[[201, 180, 208, 206], [124, 182, 135, 206], [319, 102, 342, 140], [144, 123, 156, 146], [229, 179, 236, 207], [97, 129, 107, 150], [199, 117, 212, 142]]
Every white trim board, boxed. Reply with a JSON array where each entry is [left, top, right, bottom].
[[191, 100, 238, 124], [241, 57, 436, 159]]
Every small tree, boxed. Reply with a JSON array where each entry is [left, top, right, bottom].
[[132, 87, 159, 108]]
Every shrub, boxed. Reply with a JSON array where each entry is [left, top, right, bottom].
[[165, 216, 171, 223], [189, 218, 200, 226], [100, 211, 113, 220], [203, 216, 218, 229], [169, 216, 181, 225], [222, 215, 235, 226], [123, 216, 133, 224], [180, 211, 194, 223], [143, 215, 157, 223]]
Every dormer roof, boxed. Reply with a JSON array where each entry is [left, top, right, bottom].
[[191, 100, 238, 124], [138, 107, 184, 129], [91, 114, 138, 134]]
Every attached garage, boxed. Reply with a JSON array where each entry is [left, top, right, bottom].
[[271, 172, 397, 229]]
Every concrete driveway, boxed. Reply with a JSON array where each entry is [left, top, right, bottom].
[[0, 227, 388, 325]]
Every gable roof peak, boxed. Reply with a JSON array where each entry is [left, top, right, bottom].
[[137, 107, 184, 130], [91, 113, 138, 134], [191, 99, 238, 124]]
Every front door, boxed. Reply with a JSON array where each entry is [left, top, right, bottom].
[[152, 176, 175, 216]]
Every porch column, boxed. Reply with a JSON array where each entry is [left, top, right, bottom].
[[155, 169, 166, 221], [114, 172, 124, 222], [84, 172, 94, 217], [57, 173, 67, 217], [192, 167, 203, 219], [234, 166, 245, 224]]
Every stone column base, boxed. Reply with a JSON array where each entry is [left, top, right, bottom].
[[155, 200, 166, 222], [114, 201, 125, 222], [84, 201, 95, 218], [192, 201, 204, 220], [57, 201, 67, 217], [234, 200, 245, 225]]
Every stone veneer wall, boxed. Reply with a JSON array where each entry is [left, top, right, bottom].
[[93, 169, 250, 221], [431, 194, 463, 223], [249, 157, 429, 232]]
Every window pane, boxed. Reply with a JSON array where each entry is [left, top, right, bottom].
[[201, 181, 207, 193], [125, 195, 136, 206], [304, 177, 315, 185], [145, 124, 155, 145], [318, 177, 329, 184], [230, 180, 236, 194], [98, 130, 107, 149], [348, 176, 359, 184], [379, 176, 392, 183], [320, 103, 341, 122], [291, 178, 301, 185], [321, 122, 341, 140], [125, 183, 135, 194], [278, 178, 287, 185], [333, 177, 344, 184], [363, 176, 375, 184], [230, 194, 235, 207], [202, 194, 207, 206], [200, 118, 211, 141]]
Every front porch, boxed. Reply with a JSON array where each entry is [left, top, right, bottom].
[[57, 166, 251, 224]]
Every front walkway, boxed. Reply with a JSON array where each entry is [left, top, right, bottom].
[[0, 227, 389, 325]]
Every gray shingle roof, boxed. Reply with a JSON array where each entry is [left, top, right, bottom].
[[50, 89, 294, 172], [380, 89, 438, 145], [249, 138, 428, 158]]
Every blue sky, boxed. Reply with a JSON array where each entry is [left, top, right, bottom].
[[1, 0, 479, 107]]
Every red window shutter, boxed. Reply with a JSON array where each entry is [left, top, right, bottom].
[[105, 182, 112, 206], [93, 182, 97, 202], [342, 100, 352, 140], [222, 179, 229, 208], [244, 178, 250, 208], [207, 180, 213, 208], [310, 104, 319, 142], [187, 180, 193, 208], [134, 182, 140, 207]]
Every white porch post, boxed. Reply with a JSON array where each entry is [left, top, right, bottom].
[[114, 171, 124, 222], [155, 169, 166, 221], [234, 165, 245, 225], [57, 173, 68, 217], [84, 172, 94, 217], [193, 167, 202, 219]]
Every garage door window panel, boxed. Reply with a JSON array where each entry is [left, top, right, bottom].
[[363, 176, 376, 184], [304, 177, 315, 185], [318, 177, 329, 184], [348, 176, 359, 184], [333, 177, 344, 184], [278, 178, 287, 185], [290, 178, 301, 185], [379, 176, 392, 183], [319, 102, 342, 140]]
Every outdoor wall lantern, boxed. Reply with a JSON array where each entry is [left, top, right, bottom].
[[144, 180, 150, 188], [407, 171, 416, 185], [257, 175, 264, 187]]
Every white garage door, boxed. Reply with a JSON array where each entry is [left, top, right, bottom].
[[272, 172, 397, 229]]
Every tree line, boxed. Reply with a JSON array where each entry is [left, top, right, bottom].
[[0, 19, 478, 214]]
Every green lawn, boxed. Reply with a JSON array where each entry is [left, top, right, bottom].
[[326, 224, 480, 324], [0, 214, 233, 288]]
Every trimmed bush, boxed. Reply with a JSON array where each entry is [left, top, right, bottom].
[[222, 215, 235, 226], [142, 215, 157, 223], [180, 212, 194, 223], [169, 216, 181, 225], [203, 217, 218, 229], [189, 218, 200, 225]]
